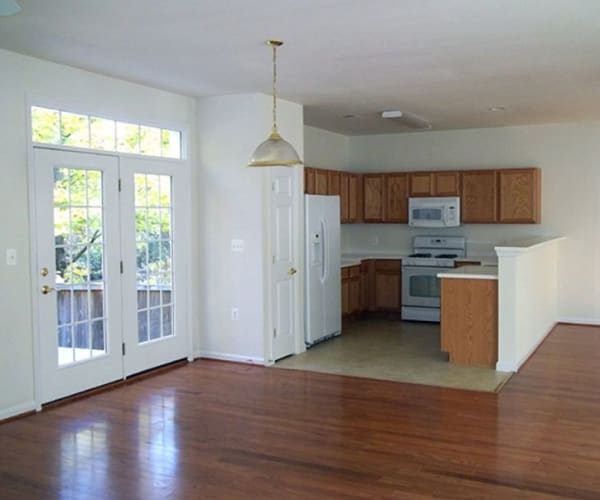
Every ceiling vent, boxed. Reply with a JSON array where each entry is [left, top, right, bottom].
[[381, 110, 431, 130]]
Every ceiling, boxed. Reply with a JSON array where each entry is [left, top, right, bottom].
[[1, 0, 600, 135]]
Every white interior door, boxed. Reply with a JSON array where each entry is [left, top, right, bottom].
[[271, 168, 296, 361], [119, 157, 189, 376], [34, 148, 123, 404]]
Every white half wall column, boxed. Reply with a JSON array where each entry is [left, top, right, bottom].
[[496, 237, 565, 372]]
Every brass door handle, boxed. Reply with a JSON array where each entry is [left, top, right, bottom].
[[288, 267, 297, 276], [41, 285, 55, 295]]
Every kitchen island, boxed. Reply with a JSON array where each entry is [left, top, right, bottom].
[[437, 265, 499, 368]]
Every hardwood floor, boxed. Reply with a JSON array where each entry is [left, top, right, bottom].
[[1, 323, 600, 499]]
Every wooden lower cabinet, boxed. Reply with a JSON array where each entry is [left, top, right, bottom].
[[342, 265, 361, 318], [374, 260, 402, 312], [343, 259, 400, 319], [440, 278, 498, 367], [360, 259, 375, 312]]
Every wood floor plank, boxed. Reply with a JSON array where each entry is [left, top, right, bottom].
[[1, 324, 600, 499]]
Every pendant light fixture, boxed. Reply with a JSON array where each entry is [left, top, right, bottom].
[[248, 40, 303, 167]]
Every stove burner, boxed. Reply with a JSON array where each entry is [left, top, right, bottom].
[[436, 253, 458, 259], [409, 252, 432, 258]]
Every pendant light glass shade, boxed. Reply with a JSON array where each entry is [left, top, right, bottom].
[[248, 130, 302, 167], [248, 40, 302, 167]]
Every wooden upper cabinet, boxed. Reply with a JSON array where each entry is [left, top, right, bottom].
[[304, 167, 315, 194], [348, 174, 362, 223], [409, 172, 433, 196], [409, 171, 460, 197], [327, 170, 341, 196], [498, 168, 541, 223], [314, 168, 328, 195], [461, 170, 498, 223], [340, 172, 349, 223], [340, 172, 361, 224], [384, 173, 408, 222], [433, 171, 460, 196], [363, 174, 384, 222]]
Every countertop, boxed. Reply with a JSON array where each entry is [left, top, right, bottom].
[[437, 265, 499, 280], [341, 253, 407, 268], [341, 254, 498, 268]]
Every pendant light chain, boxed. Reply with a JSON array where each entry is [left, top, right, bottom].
[[247, 39, 302, 167], [272, 42, 278, 134]]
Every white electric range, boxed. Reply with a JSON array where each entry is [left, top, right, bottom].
[[401, 236, 466, 322]]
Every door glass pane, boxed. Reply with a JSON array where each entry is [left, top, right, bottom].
[[409, 274, 440, 299], [135, 173, 174, 343], [54, 167, 107, 365]]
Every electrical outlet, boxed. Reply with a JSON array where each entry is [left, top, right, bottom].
[[231, 308, 239, 321]]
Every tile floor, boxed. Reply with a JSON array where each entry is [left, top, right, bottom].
[[274, 319, 512, 392]]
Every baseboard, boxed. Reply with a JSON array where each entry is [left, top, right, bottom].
[[558, 317, 600, 326], [0, 401, 37, 422], [496, 322, 556, 373], [495, 361, 518, 372], [195, 351, 265, 366]]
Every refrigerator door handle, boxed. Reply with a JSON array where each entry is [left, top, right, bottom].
[[320, 219, 326, 283]]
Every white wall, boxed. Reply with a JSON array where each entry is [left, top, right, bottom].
[[195, 94, 303, 363], [496, 238, 562, 372], [304, 126, 348, 169], [342, 123, 600, 322], [0, 49, 195, 418]]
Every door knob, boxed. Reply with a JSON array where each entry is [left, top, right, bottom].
[[40, 267, 49, 277], [288, 267, 297, 276], [41, 285, 55, 295]]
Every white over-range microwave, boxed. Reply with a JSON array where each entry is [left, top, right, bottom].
[[408, 196, 461, 228]]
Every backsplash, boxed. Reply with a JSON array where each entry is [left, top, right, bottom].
[[341, 223, 550, 258]]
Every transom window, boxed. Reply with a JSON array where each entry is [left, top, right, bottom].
[[31, 106, 182, 159]]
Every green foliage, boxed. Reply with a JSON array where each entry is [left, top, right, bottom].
[[53, 169, 173, 286], [32, 106, 181, 158]]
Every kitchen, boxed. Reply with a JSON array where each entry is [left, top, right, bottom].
[[276, 129, 565, 390], [2, 2, 599, 420]]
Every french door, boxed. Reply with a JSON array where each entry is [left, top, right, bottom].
[[119, 156, 189, 375], [33, 148, 189, 404]]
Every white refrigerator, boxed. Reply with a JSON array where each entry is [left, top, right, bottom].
[[305, 194, 341, 346]]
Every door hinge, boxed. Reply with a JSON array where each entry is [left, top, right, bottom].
[[273, 328, 276, 338], [118, 178, 122, 192], [122, 342, 126, 355], [120, 261, 124, 274]]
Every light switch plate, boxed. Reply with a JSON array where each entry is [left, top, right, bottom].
[[6, 248, 16, 266], [231, 239, 245, 253]]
